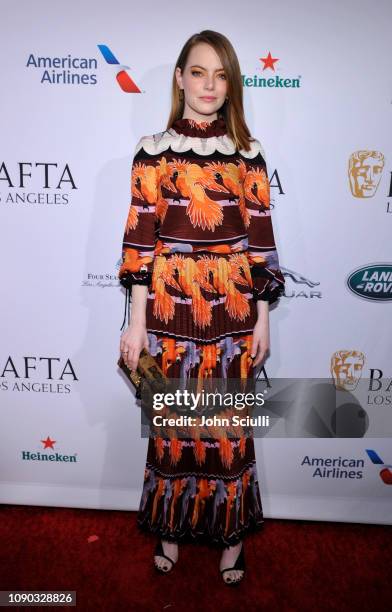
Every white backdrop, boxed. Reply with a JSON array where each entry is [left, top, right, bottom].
[[1, 0, 391, 524]]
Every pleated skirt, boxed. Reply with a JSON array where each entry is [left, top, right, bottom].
[[136, 251, 265, 548]]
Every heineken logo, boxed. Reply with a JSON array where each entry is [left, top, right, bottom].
[[21, 436, 77, 463], [242, 51, 302, 89], [347, 263, 392, 301]]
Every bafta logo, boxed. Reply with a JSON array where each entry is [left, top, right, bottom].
[[331, 350, 365, 391], [348, 151, 384, 198]]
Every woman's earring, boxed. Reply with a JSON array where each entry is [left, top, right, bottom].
[[179, 89, 184, 100]]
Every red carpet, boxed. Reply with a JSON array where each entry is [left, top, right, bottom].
[[1, 504, 391, 611]]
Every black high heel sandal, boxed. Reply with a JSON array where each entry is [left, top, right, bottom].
[[220, 542, 246, 585], [153, 539, 177, 574]]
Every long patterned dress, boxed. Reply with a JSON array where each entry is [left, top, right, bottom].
[[118, 116, 285, 548]]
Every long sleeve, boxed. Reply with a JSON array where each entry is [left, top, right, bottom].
[[241, 139, 285, 305], [118, 136, 161, 329]]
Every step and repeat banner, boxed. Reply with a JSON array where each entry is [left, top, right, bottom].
[[1, 0, 391, 524]]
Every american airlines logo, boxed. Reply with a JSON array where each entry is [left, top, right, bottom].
[[97, 44, 142, 93], [366, 449, 392, 485]]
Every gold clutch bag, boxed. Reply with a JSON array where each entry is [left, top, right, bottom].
[[117, 348, 169, 400]]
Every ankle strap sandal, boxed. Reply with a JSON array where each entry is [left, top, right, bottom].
[[220, 543, 246, 585]]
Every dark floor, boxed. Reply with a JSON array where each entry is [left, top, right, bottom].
[[1, 504, 391, 611]]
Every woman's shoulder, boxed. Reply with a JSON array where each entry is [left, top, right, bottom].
[[133, 130, 173, 157], [238, 136, 266, 161]]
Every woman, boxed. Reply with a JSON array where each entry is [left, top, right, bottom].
[[118, 30, 285, 585]]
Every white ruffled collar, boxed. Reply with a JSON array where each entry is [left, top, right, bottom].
[[135, 129, 263, 160]]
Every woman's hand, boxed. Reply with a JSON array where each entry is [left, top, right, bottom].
[[251, 301, 270, 368], [120, 322, 149, 372], [119, 284, 149, 372]]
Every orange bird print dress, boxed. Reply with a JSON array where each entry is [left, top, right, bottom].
[[118, 116, 285, 548]]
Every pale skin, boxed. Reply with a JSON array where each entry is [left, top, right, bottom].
[[120, 42, 270, 583]]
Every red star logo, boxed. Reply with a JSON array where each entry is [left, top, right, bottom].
[[41, 436, 56, 449], [260, 52, 279, 71]]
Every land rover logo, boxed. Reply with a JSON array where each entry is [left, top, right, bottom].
[[347, 264, 392, 301]]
